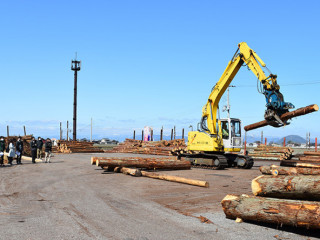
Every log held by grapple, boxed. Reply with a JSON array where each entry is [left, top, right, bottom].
[[244, 104, 319, 131]]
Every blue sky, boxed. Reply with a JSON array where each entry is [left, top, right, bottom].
[[0, 0, 319, 141]]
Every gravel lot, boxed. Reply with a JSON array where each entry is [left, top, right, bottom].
[[0, 153, 318, 240]]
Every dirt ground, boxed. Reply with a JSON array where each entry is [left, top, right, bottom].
[[0, 153, 318, 240]]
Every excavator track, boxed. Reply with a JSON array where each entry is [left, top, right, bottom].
[[185, 153, 229, 170], [178, 152, 253, 170]]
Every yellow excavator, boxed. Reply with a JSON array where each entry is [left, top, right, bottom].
[[184, 42, 294, 169]]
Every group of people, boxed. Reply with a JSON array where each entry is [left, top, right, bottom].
[[0, 136, 52, 167]]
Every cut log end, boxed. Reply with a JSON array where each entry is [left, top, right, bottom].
[[251, 176, 263, 196], [271, 169, 279, 176]]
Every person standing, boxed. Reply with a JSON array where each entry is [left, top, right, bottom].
[[37, 137, 43, 160], [44, 138, 52, 163], [8, 140, 15, 165], [30, 137, 37, 164], [0, 137, 5, 167], [16, 137, 23, 165]]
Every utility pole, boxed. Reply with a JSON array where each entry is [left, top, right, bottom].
[[223, 85, 236, 119], [7, 126, 9, 137], [90, 118, 92, 142], [23, 126, 26, 136], [67, 121, 69, 141], [71, 53, 81, 141], [60, 122, 62, 140]]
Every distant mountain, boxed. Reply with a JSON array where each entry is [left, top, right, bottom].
[[277, 135, 306, 144]]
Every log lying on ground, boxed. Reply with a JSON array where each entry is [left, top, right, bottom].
[[304, 151, 320, 156], [244, 104, 319, 131], [140, 170, 209, 187], [299, 156, 320, 162], [221, 194, 320, 229], [94, 157, 191, 170], [252, 175, 320, 200], [120, 167, 142, 177], [260, 165, 320, 175], [280, 160, 320, 168], [4, 152, 42, 163]]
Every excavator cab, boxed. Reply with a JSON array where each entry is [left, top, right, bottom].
[[220, 118, 242, 152]]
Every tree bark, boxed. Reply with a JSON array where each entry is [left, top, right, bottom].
[[260, 165, 320, 176], [140, 171, 209, 187], [252, 175, 320, 200], [94, 157, 191, 170], [221, 194, 320, 229]]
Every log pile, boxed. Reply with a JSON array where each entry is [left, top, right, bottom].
[[90, 155, 208, 187], [280, 150, 320, 166], [248, 145, 293, 161], [4, 135, 34, 157], [106, 138, 186, 156], [57, 141, 104, 153], [221, 163, 320, 229], [92, 156, 191, 170]]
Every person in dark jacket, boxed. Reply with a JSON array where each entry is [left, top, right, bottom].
[[30, 137, 37, 163], [0, 136, 5, 167], [44, 138, 52, 163], [16, 137, 23, 165], [37, 137, 43, 159]]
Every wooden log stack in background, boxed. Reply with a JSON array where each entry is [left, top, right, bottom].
[[248, 145, 293, 161], [106, 138, 186, 156], [57, 141, 104, 153], [4, 135, 33, 157]]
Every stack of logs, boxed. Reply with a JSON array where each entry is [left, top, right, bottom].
[[4, 135, 33, 157], [280, 150, 320, 167], [221, 163, 320, 229], [248, 145, 293, 161], [106, 139, 186, 156], [57, 141, 104, 153], [91, 156, 208, 187]]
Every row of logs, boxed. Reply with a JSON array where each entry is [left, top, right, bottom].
[[57, 141, 104, 153], [221, 163, 320, 229], [91, 156, 208, 187], [248, 145, 293, 161], [106, 139, 186, 156]]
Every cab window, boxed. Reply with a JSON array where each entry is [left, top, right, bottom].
[[231, 120, 241, 137]]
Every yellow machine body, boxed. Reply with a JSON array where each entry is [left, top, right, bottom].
[[187, 42, 283, 153]]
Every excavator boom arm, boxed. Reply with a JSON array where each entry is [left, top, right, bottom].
[[201, 42, 294, 136]]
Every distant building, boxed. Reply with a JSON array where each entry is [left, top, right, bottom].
[[100, 138, 119, 145]]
